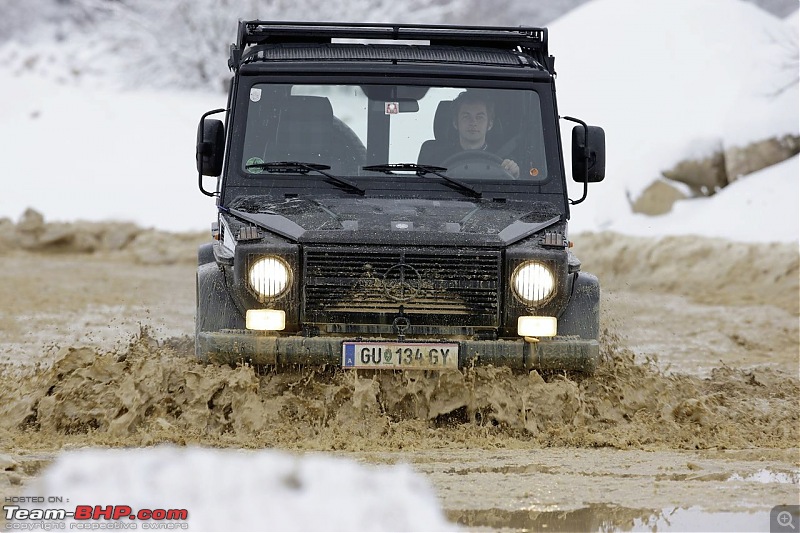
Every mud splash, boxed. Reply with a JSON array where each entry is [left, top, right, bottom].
[[1, 328, 797, 452]]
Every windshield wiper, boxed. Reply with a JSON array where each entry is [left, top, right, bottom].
[[246, 161, 365, 196], [362, 163, 481, 199]]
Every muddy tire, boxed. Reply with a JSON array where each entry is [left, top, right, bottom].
[[558, 272, 600, 340], [195, 262, 245, 360]]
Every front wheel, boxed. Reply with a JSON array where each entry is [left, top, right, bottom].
[[558, 272, 600, 340], [195, 262, 245, 361]]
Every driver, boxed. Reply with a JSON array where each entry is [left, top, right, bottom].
[[447, 91, 520, 178]]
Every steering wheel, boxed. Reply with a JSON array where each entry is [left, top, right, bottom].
[[441, 150, 516, 179]]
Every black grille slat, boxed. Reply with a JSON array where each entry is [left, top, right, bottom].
[[306, 279, 498, 289], [303, 247, 501, 327]]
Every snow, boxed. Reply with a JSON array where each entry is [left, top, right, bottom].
[[0, 74, 219, 232], [31, 446, 457, 532], [0, 0, 797, 241], [551, 0, 799, 241], [605, 155, 799, 242]]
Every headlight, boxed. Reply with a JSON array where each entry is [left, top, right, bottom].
[[248, 256, 290, 298], [512, 261, 555, 304]]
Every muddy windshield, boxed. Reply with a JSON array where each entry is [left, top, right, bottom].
[[241, 83, 548, 182]]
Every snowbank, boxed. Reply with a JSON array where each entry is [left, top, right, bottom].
[[0, 74, 220, 232], [0, 0, 797, 240], [551, 0, 799, 240], [599, 155, 799, 242], [31, 447, 456, 532]]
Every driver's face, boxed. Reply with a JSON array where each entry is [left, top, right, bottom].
[[455, 102, 492, 149]]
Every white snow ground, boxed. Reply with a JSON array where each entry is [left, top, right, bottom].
[[3, 0, 799, 531], [31, 446, 456, 531]]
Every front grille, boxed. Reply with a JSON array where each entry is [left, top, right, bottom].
[[303, 246, 501, 327]]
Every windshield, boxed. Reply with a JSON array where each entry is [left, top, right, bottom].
[[241, 83, 549, 182]]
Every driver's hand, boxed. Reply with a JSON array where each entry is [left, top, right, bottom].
[[502, 159, 520, 178]]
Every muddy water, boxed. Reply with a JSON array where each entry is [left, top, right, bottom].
[[1, 330, 797, 451], [0, 229, 798, 531]]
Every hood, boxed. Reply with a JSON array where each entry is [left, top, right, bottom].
[[225, 196, 563, 246]]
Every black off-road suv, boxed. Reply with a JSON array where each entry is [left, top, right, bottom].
[[195, 21, 605, 373]]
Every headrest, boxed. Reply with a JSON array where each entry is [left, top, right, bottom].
[[280, 96, 334, 122], [433, 100, 454, 141]]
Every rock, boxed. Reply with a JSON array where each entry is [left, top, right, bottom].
[[17, 208, 45, 233], [662, 135, 800, 196], [0, 453, 18, 471], [100, 223, 140, 251], [72, 230, 101, 253], [21, 224, 96, 253], [724, 134, 800, 182], [630, 178, 688, 215], [127, 230, 201, 264], [662, 149, 727, 196], [37, 225, 75, 247], [128, 231, 181, 265], [0, 218, 15, 247]]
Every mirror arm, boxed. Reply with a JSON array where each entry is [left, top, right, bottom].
[[562, 115, 589, 205], [198, 108, 227, 197]]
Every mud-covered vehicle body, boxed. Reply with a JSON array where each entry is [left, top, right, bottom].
[[195, 21, 605, 373]]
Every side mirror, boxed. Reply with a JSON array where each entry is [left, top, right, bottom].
[[196, 118, 225, 177], [571, 125, 605, 183]]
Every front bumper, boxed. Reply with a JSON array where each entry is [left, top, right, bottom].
[[197, 331, 599, 373]]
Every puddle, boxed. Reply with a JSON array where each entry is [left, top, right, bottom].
[[727, 468, 800, 485], [449, 504, 777, 532], [443, 464, 558, 476]]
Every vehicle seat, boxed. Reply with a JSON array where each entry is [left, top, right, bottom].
[[417, 100, 456, 166], [487, 114, 506, 150], [265, 96, 335, 165]]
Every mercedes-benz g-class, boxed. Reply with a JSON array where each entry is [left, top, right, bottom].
[[195, 21, 606, 373]]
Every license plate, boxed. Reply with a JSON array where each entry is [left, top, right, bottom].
[[342, 341, 459, 370]]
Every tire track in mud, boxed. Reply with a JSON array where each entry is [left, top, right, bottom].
[[1, 328, 797, 453]]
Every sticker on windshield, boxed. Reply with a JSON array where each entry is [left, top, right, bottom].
[[245, 156, 265, 173], [384, 102, 399, 115], [250, 88, 262, 102]]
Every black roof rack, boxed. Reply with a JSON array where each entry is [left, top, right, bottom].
[[229, 21, 551, 73]]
